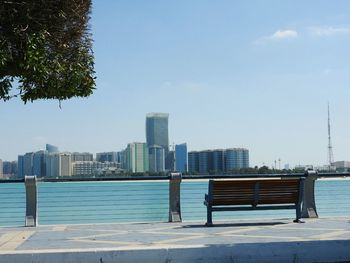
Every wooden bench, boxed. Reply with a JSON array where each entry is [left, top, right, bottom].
[[204, 178, 304, 226]]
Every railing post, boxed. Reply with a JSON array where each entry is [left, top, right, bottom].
[[25, 175, 38, 227], [301, 170, 319, 218], [169, 172, 182, 222]]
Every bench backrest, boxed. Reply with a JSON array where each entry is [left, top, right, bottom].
[[209, 179, 303, 206]]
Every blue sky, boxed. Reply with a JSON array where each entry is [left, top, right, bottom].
[[1, 0, 350, 167]]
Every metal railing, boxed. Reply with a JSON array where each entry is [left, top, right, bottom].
[[0, 172, 350, 227]]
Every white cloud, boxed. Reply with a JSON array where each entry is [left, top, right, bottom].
[[309, 26, 350, 37], [269, 30, 298, 40], [254, 29, 298, 44]]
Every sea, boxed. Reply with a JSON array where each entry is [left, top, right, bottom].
[[0, 179, 349, 227]]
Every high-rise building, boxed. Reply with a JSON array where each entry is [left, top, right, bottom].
[[17, 155, 24, 177], [3, 161, 11, 175], [33, 150, 48, 177], [116, 151, 123, 164], [11, 161, 18, 176], [149, 145, 165, 173], [46, 153, 72, 177], [46, 144, 59, 153], [96, 152, 118, 163], [125, 143, 149, 173], [60, 153, 72, 176], [23, 152, 34, 176], [71, 152, 93, 162], [188, 151, 199, 174], [120, 149, 127, 170], [212, 149, 225, 173], [225, 148, 249, 171], [175, 143, 187, 173], [168, 150, 175, 171], [46, 153, 59, 177], [188, 148, 249, 174], [0, 159, 3, 179], [198, 150, 213, 174], [146, 113, 169, 168], [2, 161, 17, 177]]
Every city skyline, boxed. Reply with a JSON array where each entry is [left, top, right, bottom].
[[1, 1, 350, 167]]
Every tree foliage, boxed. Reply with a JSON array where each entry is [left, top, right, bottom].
[[0, 0, 95, 103]]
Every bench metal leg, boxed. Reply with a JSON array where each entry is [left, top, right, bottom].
[[294, 178, 305, 223], [293, 203, 304, 223], [206, 207, 213, 226]]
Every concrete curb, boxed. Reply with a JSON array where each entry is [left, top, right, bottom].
[[1, 240, 350, 263]]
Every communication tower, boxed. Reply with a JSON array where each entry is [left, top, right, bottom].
[[327, 103, 334, 168]]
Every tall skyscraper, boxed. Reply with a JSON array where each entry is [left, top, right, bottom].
[[175, 143, 187, 173], [46, 144, 59, 153], [125, 143, 149, 173], [146, 113, 170, 169], [146, 113, 169, 150]]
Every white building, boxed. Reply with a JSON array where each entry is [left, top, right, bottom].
[[46, 153, 72, 177], [72, 161, 118, 176], [71, 152, 93, 162], [332, 161, 350, 172], [125, 143, 149, 173]]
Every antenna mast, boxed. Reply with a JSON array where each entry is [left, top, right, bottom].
[[327, 103, 334, 167]]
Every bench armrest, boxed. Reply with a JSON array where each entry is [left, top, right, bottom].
[[204, 194, 210, 206]]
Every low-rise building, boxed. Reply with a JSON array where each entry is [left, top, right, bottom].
[[332, 161, 350, 172]]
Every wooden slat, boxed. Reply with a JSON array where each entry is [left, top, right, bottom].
[[208, 179, 301, 206]]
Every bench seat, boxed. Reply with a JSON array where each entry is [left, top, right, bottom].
[[204, 179, 304, 226]]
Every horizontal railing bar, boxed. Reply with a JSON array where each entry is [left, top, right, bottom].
[[38, 198, 168, 203], [0, 213, 24, 217], [1, 218, 24, 223], [38, 186, 168, 190], [0, 179, 25, 184], [38, 189, 168, 193], [40, 218, 167, 222], [37, 193, 168, 197], [38, 203, 168, 207], [0, 190, 25, 192], [39, 212, 167, 218], [39, 176, 171, 182], [1, 172, 349, 185], [0, 193, 25, 196], [39, 206, 167, 211], [0, 201, 25, 204], [0, 206, 25, 209]]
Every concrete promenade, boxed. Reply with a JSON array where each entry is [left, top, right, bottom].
[[0, 218, 350, 262]]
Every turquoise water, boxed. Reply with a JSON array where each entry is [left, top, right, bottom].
[[0, 179, 349, 227]]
